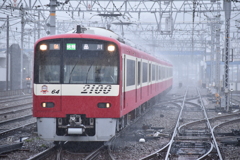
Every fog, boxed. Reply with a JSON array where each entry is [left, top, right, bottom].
[[0, 0, 240, 90]]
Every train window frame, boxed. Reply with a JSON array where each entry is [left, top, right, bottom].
[[34, 40, 62, 84], [62, 38, 119, 85], [34, 38, 120, 85], [142, 62, 147, 83], [137, 60, 142, 86], [159, 65, 162, 80], [149, 62, 151, 83], [152, 63, 155, 81], [126, 59, 136, 87]]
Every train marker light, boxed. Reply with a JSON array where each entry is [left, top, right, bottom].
[[41, 102, 54, 108], [40, 44, 47, 51], [98, 103, 111, 108], [42, 103, 46, 108], [107, 45, 115, 52]]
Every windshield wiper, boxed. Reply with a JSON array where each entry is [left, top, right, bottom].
[[85, 61, 94, 84]]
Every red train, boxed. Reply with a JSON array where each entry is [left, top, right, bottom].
[[33, 26, 173, 142]]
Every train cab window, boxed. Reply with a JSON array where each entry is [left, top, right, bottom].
[[63, 40, 119, 84], [64, 57, 118, 84], [39, 64, 60, 83], [35, 46, 61, 84], [35, 39, 119, 85]]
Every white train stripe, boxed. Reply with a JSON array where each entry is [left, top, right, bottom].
[[34, 84, 119, 96]]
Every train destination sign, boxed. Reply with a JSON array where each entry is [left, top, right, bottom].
[[82, 44, 103, 50]]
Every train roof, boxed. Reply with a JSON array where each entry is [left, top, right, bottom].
[[35, 32, 120, 45], [35, 27, 172, 66]]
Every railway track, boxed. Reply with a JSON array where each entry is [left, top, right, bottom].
[[1, 87, 240, 159], [0, 95, 32, 105], [140, 87, 223, 160], [26, 142, 115, 160]]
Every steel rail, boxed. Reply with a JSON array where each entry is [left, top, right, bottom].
[[0, 106, 32, 116], [0, 102, 32, 111], [0, 114, 33, 126], [26, 145, 58, 160], [212, 118, 240, 133], [196, 142, 214, 160], [178, 118, 207, 135], [84, 145, 105, 160], [0, 142, 23, 154], [140, 142, 170, 160], [0, 122, 36, 137], [164, 89, 188, 160], [0, 96, 32, 104], [178, 110, 240, 135], [178, 113, 240, 134], [197, 88, 223, 160]]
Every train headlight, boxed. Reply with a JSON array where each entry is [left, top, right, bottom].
[[98, 103, 111, 108], [107, 45, 115, 52], [41, 102, 54, 108], [40, 44, 47, 51]]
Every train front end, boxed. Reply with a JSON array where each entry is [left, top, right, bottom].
[[33, 34, 120, 142]]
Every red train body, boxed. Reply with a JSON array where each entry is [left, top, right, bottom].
[[33, 27, 173, 142]]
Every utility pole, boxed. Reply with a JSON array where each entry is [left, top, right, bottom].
[[224, 0, 231, 112], [210, 18, 216, 87], [215, 15, 221, 93], [49, 0, 57, 35], [6, 16, 9, 91], [38, 10, 40, 39], [21, 7, 25, 89]]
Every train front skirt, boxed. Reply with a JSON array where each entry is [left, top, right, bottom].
[[37, 118, 117, 141]]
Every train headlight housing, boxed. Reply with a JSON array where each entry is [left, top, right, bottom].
[[98, 103, 111, 108], [107, 45, 115, 52], [41, 102, 55, 108], [40, 44, 47, 51]]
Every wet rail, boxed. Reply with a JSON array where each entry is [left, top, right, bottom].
[[0, 95, 32, 104], [197, 88, 223, 160], [0, 89, 32, 97], [140, 87, 224, 160], [140, 89, 188, 160]]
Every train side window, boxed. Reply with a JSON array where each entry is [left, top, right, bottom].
[[164, 67, 166, 79], [149, 63, 151, 82], [126, 59, 135, 86], [142, 62, 147, 83], [138, 61, 141, 85], [152, 64, 155, 81], [159, 66, 161, 80]]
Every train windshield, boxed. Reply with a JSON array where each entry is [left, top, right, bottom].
[[34, 39, 119, 84], [64, 57, 118, 84]]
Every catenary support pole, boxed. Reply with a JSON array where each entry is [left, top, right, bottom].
[[224, 0, 231, 112]]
